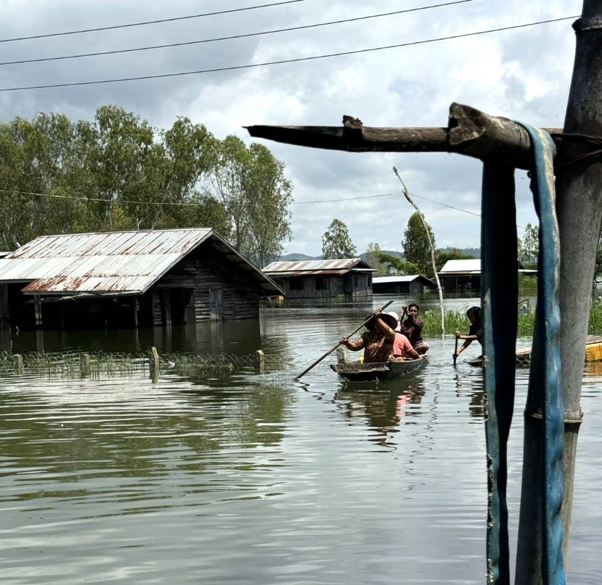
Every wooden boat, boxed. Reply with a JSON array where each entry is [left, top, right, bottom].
[[331, 357, 427, 382], [466, 335, 602, 368]]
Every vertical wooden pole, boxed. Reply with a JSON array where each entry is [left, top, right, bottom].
[[80, 353, 91, 377], [254, 349, 265, 374], [133, 298, 139, 328], [34, 295, 42, 328], [13, 354, 23, 374], [516, 3, 597, 582], [149, 346, 160, 382]]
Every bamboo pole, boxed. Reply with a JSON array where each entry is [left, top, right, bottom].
[[393, 167, 446, 335]]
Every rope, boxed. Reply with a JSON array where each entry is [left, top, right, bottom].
[[518, 122, 566, 585]]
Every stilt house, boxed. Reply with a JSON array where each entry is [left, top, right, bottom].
[[263, 258, 375, 299], [0, 228, 283, 330]]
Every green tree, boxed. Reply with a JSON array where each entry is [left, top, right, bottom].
[[205, 136, 293, 265], [435, 248, 475, 272], [322, 219, 357, 259], [521, 222, 539, 267], [379, 252, 420, 275], [402, 212, 436, 276], [365, 242, 387, 275]]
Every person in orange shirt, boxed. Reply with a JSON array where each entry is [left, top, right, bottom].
[[389, 311, 421, 360]]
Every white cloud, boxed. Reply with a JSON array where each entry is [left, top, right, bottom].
[[0, 0, 583, 255]]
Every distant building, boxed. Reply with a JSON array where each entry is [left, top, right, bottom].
[[0, 229, 283, 330], [372, 275, 437, 296], [263, 259, 375, 299], [438, 259, 537, 291]]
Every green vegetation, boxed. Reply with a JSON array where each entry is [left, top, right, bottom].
[[420, 300, 602, 336], [0, 106, 293, 266], [421, 308, 535, 336], [322, 219, 357, 259], [435, 248, 475, 272], [402, 212, 436, 277]]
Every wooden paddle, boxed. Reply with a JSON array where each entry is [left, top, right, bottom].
[[295, 300, 394, 381], [453, 334, 459, 366]]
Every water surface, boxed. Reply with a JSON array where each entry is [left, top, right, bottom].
[[0, 301, 600, 584]]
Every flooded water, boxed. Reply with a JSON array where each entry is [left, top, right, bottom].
[[0, 299, 600, 584]]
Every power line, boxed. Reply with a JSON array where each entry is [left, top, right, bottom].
[[292, 192, 395, 204], [0, 185, 528, 228], [0, 1, 476, 67], [0, 0, 306, 44], [0, 16, 577, 93]]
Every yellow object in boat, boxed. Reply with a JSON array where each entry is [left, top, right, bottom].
[[585, 341, 602, 362]]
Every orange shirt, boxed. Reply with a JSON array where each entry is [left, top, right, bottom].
[[393, 332, 414, 357]]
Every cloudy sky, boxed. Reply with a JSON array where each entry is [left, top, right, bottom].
[[0, 0, 583, 256]]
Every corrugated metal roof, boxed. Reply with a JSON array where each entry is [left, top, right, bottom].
[[373, 275, 435, 285], [439, 259, 481, 274], [0, 229, 283, 296], [263, 258, 374, 274]]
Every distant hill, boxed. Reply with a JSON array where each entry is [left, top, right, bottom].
[[278, 253, 321, 261]]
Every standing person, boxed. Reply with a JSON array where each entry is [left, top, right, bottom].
[[399, 303, 430, 354], [454, 306, 482, 360], [340, 309, 398, 363]]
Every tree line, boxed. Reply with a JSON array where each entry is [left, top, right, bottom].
[[321, 215, 548, 277], [0, 105, 293, 267]]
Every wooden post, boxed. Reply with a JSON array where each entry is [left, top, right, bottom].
[[80, 353, 91, 377], [13, 354, 23, 374], [516, 4, 597, 582], [33, 295, 42, 328], [254, 349, 265, 374], [149, 346, 160, 382]]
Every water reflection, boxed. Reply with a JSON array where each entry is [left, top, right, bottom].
[[334, 384, 426, 446]]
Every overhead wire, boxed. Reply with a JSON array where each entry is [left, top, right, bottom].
[[0, 0, 307, 44], [0, 16, 577, 93], [0, 1, 477, 67]]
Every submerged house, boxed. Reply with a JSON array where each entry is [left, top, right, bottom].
[[262, 259, 375, 299], [372, 275, 437, 296], [438, 258, 537, 291], [438, 259, 482, 291], [0, 228, 283, 330]]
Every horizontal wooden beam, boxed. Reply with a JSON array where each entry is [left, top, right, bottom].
[[246, 102, 563, 170]]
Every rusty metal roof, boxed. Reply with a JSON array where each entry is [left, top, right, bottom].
[[0, 229, 283, 296], [263, 258, 374, 274]]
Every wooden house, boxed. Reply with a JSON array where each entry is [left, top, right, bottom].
[[372, 275, 437, 295], [263, 259, 375, 299], [0, 229, 283, 330], [438, 259, 482, 291], [438, 259, 537, 292]]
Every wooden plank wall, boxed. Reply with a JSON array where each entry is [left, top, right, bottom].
[[150, 245, 261, 324]]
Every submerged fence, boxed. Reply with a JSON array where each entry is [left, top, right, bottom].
[[0, 347, 272, 381]]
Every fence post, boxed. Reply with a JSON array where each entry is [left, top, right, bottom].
[[149, 347, 160, 382], [13, 354, 23, 374], [255, 349, 265, 374], [80, 353, 91, 377]]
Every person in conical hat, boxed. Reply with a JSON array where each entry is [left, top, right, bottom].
[[340, 308, 398, 363]]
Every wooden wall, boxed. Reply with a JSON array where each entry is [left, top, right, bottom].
[[274, 272, 373, 299], [150, 243, 261, 324]]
